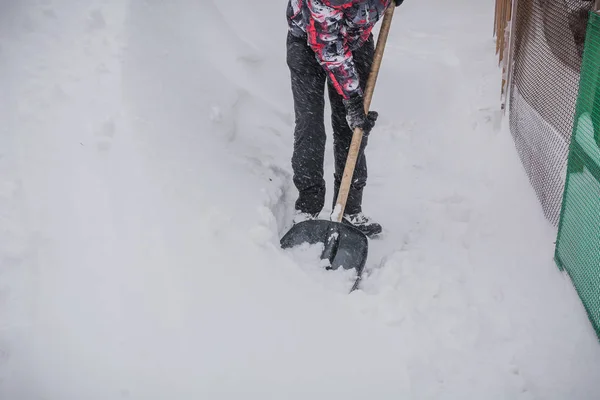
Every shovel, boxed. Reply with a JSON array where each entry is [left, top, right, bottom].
[[280, 3, 396, 288]]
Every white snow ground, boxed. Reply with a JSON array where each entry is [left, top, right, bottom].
[[1, 0, 600, 399]]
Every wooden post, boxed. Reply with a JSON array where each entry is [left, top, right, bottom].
[[502, 0, 518, 112], [494, 0, 498, 36], [500, 0, 516, 113], [495, 0, 502, 54], [500, 0, 509, 64]]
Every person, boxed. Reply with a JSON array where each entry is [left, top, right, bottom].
[[286, 0, 402, 238]]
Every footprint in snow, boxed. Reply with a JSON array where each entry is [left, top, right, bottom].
[[95, 118, 116, 153], [42, 8, 57, 19], [88, 9, 106, 31]]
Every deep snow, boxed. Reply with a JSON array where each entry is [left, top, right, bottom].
[[1, 0, 600, 399]]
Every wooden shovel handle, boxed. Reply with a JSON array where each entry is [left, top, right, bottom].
[[332, 3, 395, 222]]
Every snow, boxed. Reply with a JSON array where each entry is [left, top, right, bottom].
[[331, 203, 342, 221], [1, 0, 600, 399]]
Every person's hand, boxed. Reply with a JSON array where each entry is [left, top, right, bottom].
[[343, 96, 379, 136]]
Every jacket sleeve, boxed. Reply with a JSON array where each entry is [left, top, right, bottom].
[[306, 0, 362, 100]]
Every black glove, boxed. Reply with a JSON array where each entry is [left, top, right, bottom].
[[343, 95, 379, 136], [394, 0, 404, 6]]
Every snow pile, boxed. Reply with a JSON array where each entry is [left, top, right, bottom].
[[1, 0, 600, 399]]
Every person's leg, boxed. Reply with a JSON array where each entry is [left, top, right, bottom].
[[327, 35, 382, 237], [287, 32, 328, 216], [328, 35, 375, 215]]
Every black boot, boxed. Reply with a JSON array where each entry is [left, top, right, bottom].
[[342, 212, 382, 237]]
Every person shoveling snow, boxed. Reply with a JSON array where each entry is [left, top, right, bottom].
[[280, 1, 402, 286], [286, 0, 404, 238]]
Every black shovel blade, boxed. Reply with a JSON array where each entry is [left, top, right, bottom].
[[280, 220, 368, 273]]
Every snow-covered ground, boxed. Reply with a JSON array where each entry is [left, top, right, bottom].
[[2, 0, 600, 399]]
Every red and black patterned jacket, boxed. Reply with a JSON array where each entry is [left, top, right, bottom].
[[287, 0, 392, 100]]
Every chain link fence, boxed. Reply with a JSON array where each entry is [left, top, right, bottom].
[[506, 0, 594, 225], [501, 0, 600, 340]]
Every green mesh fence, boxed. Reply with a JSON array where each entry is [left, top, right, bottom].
[[555, 10, 600, 340]]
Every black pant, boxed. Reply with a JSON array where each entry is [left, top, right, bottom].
[[286, 32, 374, 215]]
